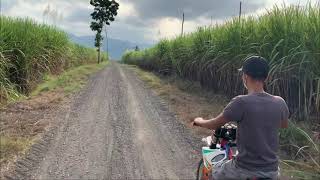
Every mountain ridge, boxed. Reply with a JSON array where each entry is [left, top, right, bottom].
[[68, 34, 152, 60]]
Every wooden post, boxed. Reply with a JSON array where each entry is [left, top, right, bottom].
[[0, 0, 2, 16], [157, 29, 161, 41], [0, 0, 4, 29], [239, 1, 242, 51], [239, 1, 242, 22], [181, 12, 184, 36], [0, 0, 2, 29]]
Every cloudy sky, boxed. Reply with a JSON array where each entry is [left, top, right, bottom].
[[1, 0, 318, 44]]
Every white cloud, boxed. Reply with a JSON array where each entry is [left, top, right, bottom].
[[5, 0, 47, 22], [265, 0, 319, 7], [3, 0, 95, 36], [143, 16, 209, 42], [116, 0, 137, 20], [153, 18, 181, 40]]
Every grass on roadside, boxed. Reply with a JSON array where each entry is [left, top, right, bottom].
[[0, 136, 33, 166], [128, 65, 227, 105], [128, 65, 163, 89], [32, 61, 108, 96], [280, 121, 320, 179]]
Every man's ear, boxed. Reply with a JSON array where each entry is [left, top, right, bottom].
[[264, 75, 270, 83], [244, 74, 249, 81], [242, 73, 246, 80]]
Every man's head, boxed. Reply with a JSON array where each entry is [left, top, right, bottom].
[[239, 56, 269, 90]]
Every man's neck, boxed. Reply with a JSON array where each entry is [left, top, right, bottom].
[[248, 86, 265, 94]]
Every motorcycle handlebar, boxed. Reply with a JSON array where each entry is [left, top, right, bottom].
[[213, 123, 237, 141]]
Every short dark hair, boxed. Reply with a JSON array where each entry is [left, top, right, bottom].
[[238, 56, 269, 81]]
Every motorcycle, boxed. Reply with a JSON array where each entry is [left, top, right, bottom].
[[196, 123, 237, 180]]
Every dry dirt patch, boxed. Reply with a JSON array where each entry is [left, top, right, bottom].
[[0, 89, 70, 177], [1, 90, 64, 137]]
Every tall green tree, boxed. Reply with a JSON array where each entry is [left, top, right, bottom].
[[90, 0, 119, 63]]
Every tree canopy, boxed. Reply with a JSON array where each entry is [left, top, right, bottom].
[[90, 0, 119, 62]]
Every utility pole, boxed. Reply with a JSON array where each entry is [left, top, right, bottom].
[[0, 0, 2, 32], [181, 12, 184, 36], [0, 0, 2, 16], [210, 16, 213, 27], [239, 1, 242, 22], [239, 1, 242, 51], [157, 29, 161, 41]]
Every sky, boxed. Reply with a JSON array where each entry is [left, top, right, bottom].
[[1, 0, 319, 44]]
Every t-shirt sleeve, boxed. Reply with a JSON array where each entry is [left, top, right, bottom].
[[279, 98, 290, 120], [222, 96, 244, 122]]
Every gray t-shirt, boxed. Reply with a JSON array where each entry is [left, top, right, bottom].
[[222, 92, 289, 172]]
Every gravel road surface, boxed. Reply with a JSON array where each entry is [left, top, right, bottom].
[[9, 62, 202, 179]]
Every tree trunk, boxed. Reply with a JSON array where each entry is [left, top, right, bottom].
[[97, 46, 101, 64]]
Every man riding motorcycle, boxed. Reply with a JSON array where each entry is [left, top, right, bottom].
[[193, 56, 289, 180]]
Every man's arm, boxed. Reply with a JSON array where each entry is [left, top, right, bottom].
[[278, 97, 289, 129], [193, 96, 243, 130], [193, 113, 229, 130], [280, 119, 289, 128]]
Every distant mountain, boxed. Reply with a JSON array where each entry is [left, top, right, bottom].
[[68, 34, 152, 60]]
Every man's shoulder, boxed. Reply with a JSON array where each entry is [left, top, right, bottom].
[[266, 94, 287, 105], [272, 95, 286, 102], [272, 95, 288, 109], [233, 93, 286, 104], [232, 94, 253, 102], [232, 95, 246, 100]]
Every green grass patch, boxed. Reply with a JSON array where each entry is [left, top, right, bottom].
[[0, 136, 33, 165], [0, 16, 108, 104], [32, 62, 108, 96], [128, 65, 162, 89], [279, 121, 320, 179]]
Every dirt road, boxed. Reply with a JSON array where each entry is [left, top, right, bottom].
[[9, 62, 202, 179]]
